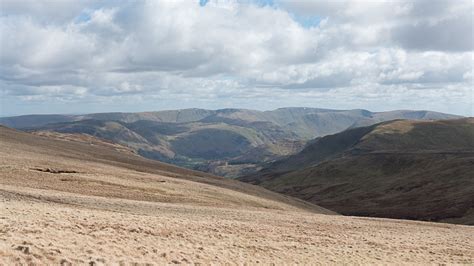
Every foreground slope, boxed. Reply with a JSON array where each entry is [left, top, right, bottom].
[[0, 108, 459, 177], [0, 126, 327, 213], [241, 118, 474, 225], [1, 126, 473, 264]]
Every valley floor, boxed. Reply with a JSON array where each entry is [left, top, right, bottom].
[[1, 184, 473, 264]]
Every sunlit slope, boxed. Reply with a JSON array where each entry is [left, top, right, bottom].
[[0, 125, 332, 214], [240, 118, 474, 224]]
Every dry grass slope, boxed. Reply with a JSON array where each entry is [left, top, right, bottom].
[[1, 125, 473, 264]]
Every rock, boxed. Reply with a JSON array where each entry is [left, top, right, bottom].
[[15, 245, 30, 254]]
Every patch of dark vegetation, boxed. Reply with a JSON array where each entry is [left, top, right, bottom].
[[241, 118, 474, 224], [15, 245, 30, 254], [126, 120, 189, 136], [171, 129, 252, 160], [30, 168, 79, 174]]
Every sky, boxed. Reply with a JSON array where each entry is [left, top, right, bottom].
[[0, 0, 473, 116]]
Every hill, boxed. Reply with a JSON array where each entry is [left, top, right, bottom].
[[239, 118, 474, 225], [0, 108, 460, 177], [1, 125, 473, 264], [0, 125, 327, 213]]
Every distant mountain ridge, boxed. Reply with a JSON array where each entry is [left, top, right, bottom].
[[239, 118, 474, 225], [0, 108, 461, 177], [0, 107, 460, 132]]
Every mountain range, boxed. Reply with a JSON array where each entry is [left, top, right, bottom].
[[0, 108, 460, 177], [239, 118, 474, 225]]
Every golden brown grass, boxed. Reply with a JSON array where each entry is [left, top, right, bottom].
[[1, 126, 473, 264]]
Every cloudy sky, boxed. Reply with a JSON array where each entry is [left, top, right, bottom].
[[0, 0, 472, 116]]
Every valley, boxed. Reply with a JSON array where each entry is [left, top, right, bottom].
[[240, 118, 474, 225], [1, 125, 473, 264], [0, 108, 460, 177], [1, 0, 472, 263]]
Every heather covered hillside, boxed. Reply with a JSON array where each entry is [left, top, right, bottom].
[[240, 118, 474, 225]]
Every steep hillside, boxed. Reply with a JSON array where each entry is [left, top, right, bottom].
[[0, 125, 329, 214], [28, 119, 302, 175], [2, 125, 473, 264], [31, 130, 137, 155], [0, 108, 460, 177], [240, 118, 474, 225]]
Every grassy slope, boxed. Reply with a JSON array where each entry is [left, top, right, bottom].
[[0, 125, 334, 214], [240, 118, 474, 224]]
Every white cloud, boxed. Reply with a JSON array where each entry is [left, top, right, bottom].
[[0, 0, 472, 116]]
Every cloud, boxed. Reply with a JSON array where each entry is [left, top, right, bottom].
[[0, 0, 472, 116], [0, 0, 96, 23], [281, 0, 473, 52], [391, 13, 473, 52], [282, 73, 353, 90]]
